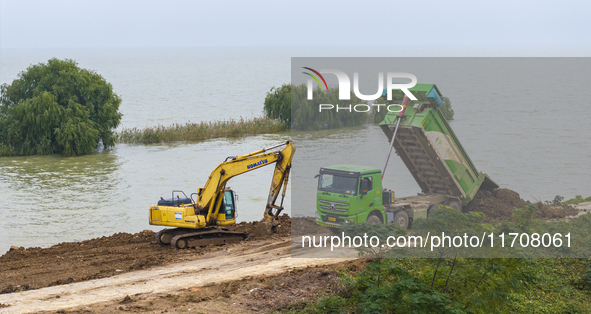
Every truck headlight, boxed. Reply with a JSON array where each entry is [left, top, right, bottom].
[[346, 218, 354, 224], [315, 212, 320, 220]]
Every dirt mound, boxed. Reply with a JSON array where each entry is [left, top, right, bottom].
[[0, 216, 293, 295], [535, 202, 579, 219], [465, 188, 578, 221], [229, 213, 292, 238], [465, 188, 530, 221]]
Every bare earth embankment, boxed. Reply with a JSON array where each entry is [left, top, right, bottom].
[[1, 190, 589, 313], [0, 216, 349, 314], [0, 215, 293, 294]]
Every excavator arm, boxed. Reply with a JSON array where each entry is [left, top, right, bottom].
[[195, 140, 295, 225], [264, 141, 294, 222]]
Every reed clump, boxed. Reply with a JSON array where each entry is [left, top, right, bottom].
[[115, 117, 287, 144]]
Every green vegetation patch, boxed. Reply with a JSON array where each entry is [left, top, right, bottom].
[[0, 58, 122, 157], [266, 84, 370, 131], [297, 258, 591, 314], [115, 117, 287, 144], [564, 195, 591, 205]]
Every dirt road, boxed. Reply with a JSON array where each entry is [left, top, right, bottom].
[[0, 237, 355, 314]]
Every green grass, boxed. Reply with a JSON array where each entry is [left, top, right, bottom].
[[115, 117, 287, 144], [507, 258, 590, 313], [564, 195, 591, 205], [274, 259, 591, 314]]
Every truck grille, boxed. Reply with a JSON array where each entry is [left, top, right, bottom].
[[319, 200, 348, 212]]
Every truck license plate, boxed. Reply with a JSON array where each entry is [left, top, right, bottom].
[[328, 217, 336, 222]]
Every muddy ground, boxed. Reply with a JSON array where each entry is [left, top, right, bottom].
[[0, 214, 311, 295], [465, 188, 579, 222]]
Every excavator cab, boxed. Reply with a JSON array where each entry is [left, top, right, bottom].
[[217, 189, 238, 222]]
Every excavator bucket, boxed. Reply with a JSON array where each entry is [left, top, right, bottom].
[[251, 220, 278, 237], [251, 211, 281, 236]]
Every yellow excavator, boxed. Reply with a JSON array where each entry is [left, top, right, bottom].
[[149, 140, 295, 249]]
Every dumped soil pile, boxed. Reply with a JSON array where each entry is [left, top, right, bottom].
[[465, 188, 529, 221], [535, 202, 579, 219], [465, 188, 578, 221], [0, 215, 292, 295]]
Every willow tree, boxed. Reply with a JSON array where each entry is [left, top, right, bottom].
[[264, 83, 369, 131], [0, 58, 122, 156], [264, 84, 292, 126]]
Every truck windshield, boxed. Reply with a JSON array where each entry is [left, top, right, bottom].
[[318, 174, 358, 195]]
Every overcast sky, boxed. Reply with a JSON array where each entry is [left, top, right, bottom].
[[1, 0, 590, 51]]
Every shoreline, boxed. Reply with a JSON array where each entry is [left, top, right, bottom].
[[115, 117, 287, 144]]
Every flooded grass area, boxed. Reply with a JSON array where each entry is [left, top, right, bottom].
[[115, 117, 287, 144]]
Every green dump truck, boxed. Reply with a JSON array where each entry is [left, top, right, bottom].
[[315, 84, 498, 229]]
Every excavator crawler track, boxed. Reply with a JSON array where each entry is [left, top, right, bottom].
[[156, 228, 196, 246], [169, 228, 248, 249]]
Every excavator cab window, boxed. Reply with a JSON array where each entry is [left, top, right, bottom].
[[221, 190, 237, 219]]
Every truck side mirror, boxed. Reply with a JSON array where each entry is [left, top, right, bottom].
[[314, 174, 320, 178], [360, 190, 367, 199]]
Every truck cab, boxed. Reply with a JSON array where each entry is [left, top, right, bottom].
[[315, 165, 391, 228], [315, 165, 463, 230]]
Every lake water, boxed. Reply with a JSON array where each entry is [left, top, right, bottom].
[[1, 50, 590, 254]]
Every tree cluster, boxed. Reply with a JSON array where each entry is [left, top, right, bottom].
[[0, 58, 122, 156], [264, 84, 369, 131]]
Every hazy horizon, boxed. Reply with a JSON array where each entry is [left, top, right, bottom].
[[1, 0, 590, 55]]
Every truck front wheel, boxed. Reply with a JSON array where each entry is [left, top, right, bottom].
[[427, 204, 437, 217], [394, 211, 409, 229], [366, 214, 382, 224]]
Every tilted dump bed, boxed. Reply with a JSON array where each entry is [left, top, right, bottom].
[[379, 84, 497, 206]]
